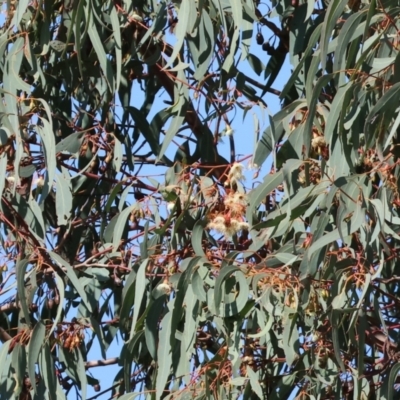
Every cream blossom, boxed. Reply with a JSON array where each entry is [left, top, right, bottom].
[[224, 192, 248, 216], [227, 163, 245, 186], [221, 125, 234, 137], [208, 215, 249, 237]]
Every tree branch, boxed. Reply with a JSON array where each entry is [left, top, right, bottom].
[[85, 357, 119, 369], [0, 326, 11, 343]]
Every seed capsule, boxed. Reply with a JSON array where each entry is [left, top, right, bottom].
[[262, 41, 272, 52], [256, 33, 264, 45]]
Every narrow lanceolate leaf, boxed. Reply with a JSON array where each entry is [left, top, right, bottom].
[[0, 143, 7, 197], [381, 362, 400, 400], [191, 219, 207, 256], [240, 0, 255, 61], [157, 69, 189, 161], [16, 258, 31, 326], [113, 134, 123, 172], [37, 118, 56, 203], [76, 348, 87, 400], [214, 265, 239, 312], [110, 5, 122, 92], [49, 273, 65, 336], [156, 300, 174, 400], [112, 204, 136, 250], [170, 258, 202, 348], [11, 343, 26, 397], [28, 321, 46, 395], [55, 172, 72, 226], [40, 344, 57, 400], [90, 316, 107, 360], [247, 366, 263, 399], [130, 259, 149, 334], [55, 131, 85, 154], [145, 295, 166, 360], [246, 171, 283, 224], [223, 0, 242, 72], [86, 3, 114, 92], [162, 0, 192, 70], [320, 0, 348, 69], [50, 252, 92, 312], [28, 196, 46, 239], [183, 285, 199, 358], [365, 82, 400, 146], [10, 0, 29, 28]]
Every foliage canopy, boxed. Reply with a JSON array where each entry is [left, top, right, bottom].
[[1, 0, 400, 399]]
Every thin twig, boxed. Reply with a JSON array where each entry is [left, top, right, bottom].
[[85, 357, 119, 369], [87, 380, 122, 400]]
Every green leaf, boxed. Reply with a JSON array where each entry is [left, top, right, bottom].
[[382, 362, 400, 400], [40, 343, 57, 400], [55, 131, 85, 154], [145, 295, 166, 360], [246, 366, 263, 399], [112, 204, 136, 250], [163, 1, 192, 70], [214, 265, 249, 317], [282, 314, 299, 366], [0, 151, 7, 198], [192, 266, 208, 302], [16, 258, 31, 326], [247, 53, 266, 76], [223, 0, 242, 72], [192, 219, 207, 256], [280, 25, 322, 100], [28, 321, 46, 395], [365, 82, 400, 147], [11, 343, 26, 398], [156, 301, 174, 400], [110, 5, 122, 92], [11, 0, 29, 28], [76, 348, 87, 400], [246, 171, 283, 224], [332, 11, 366, 78], [190, 8, 215, 80], [170, 258, 202, 348], [320, 0, 348, 70], [50, 252, 92, 313], [55, 171, 72, 226], [158, 70, 189, 161], [37, 118, 56, 203], [129, 106, 160, 156], [49, 272, 65, 336], [90, 316, 107, 360], [130, 259, 149, 334], [87, 4, 114, 92]]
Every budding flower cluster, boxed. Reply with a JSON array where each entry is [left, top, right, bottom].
[[207, 193, 249, 237]]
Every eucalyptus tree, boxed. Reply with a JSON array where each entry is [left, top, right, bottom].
[[0, 0, 400, 399]]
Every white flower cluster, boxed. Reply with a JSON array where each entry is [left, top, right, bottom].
[[224, 192, 248, 216], [207, 193, 249, 237], [226, 163, 245, 187], [220, 124, 234, 137], [208, 216, 249, 237]]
